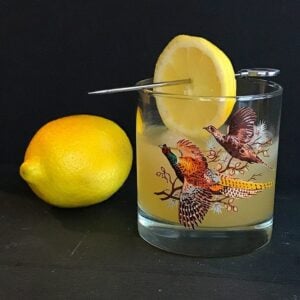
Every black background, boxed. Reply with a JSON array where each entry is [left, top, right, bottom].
[[1, 1, 300, 298], [1, 0, 300, 191]]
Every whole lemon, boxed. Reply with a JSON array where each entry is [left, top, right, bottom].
[[19, 115, 133, 208]]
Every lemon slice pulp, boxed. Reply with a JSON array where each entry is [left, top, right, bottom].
[[154, 35, 236, 138]]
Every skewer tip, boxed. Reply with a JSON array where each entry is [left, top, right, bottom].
[[88, 91, 104, 95]]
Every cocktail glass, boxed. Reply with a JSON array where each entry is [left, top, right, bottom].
[[136, 77, 282, 257]]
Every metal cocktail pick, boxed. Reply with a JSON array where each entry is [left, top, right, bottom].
[[88, 68, 280, 95]]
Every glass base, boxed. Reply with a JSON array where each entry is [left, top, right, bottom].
[[138, 209, 273, 257]]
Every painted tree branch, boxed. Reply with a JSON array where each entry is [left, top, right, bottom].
[[155, 168, 182, 201], [217, 157, 249, 175], [206, 149, 222, 163], [210, 195, 238, 212], [248, 173, 262, 181], [154, 186, 182, 201]]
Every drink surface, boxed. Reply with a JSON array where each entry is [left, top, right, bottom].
[[137, 124, 278, 228]]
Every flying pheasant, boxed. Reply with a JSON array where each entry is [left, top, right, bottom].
[[203, 107, 269, 166], [160, 139, 272, 229]]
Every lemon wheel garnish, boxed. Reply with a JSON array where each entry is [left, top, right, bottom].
[[154, 35, 236, 138]]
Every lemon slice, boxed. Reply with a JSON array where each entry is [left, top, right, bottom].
[[154, 35, 236, 138]]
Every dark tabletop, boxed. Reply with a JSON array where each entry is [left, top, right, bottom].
[[0, 164, 299, 299]]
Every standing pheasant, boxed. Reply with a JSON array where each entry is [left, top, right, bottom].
[[203, 107, 269, 166], [160, 139, 272, 229]]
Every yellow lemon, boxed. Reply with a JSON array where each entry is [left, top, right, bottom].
[[20, 115, 133, 208], [154, 34, 236, 138]]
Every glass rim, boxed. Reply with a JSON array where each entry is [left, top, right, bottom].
[[136, 77, 283, 101]]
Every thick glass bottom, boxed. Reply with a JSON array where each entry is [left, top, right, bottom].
[[138, 209, 273, 257]]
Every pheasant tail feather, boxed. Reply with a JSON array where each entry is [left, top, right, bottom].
[[220, 175, 272, 191], [221, 186, 260, 198]]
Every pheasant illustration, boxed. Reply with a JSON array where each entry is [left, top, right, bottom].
[[203, 107, 270, 167], [159, 139, 272, 229]]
